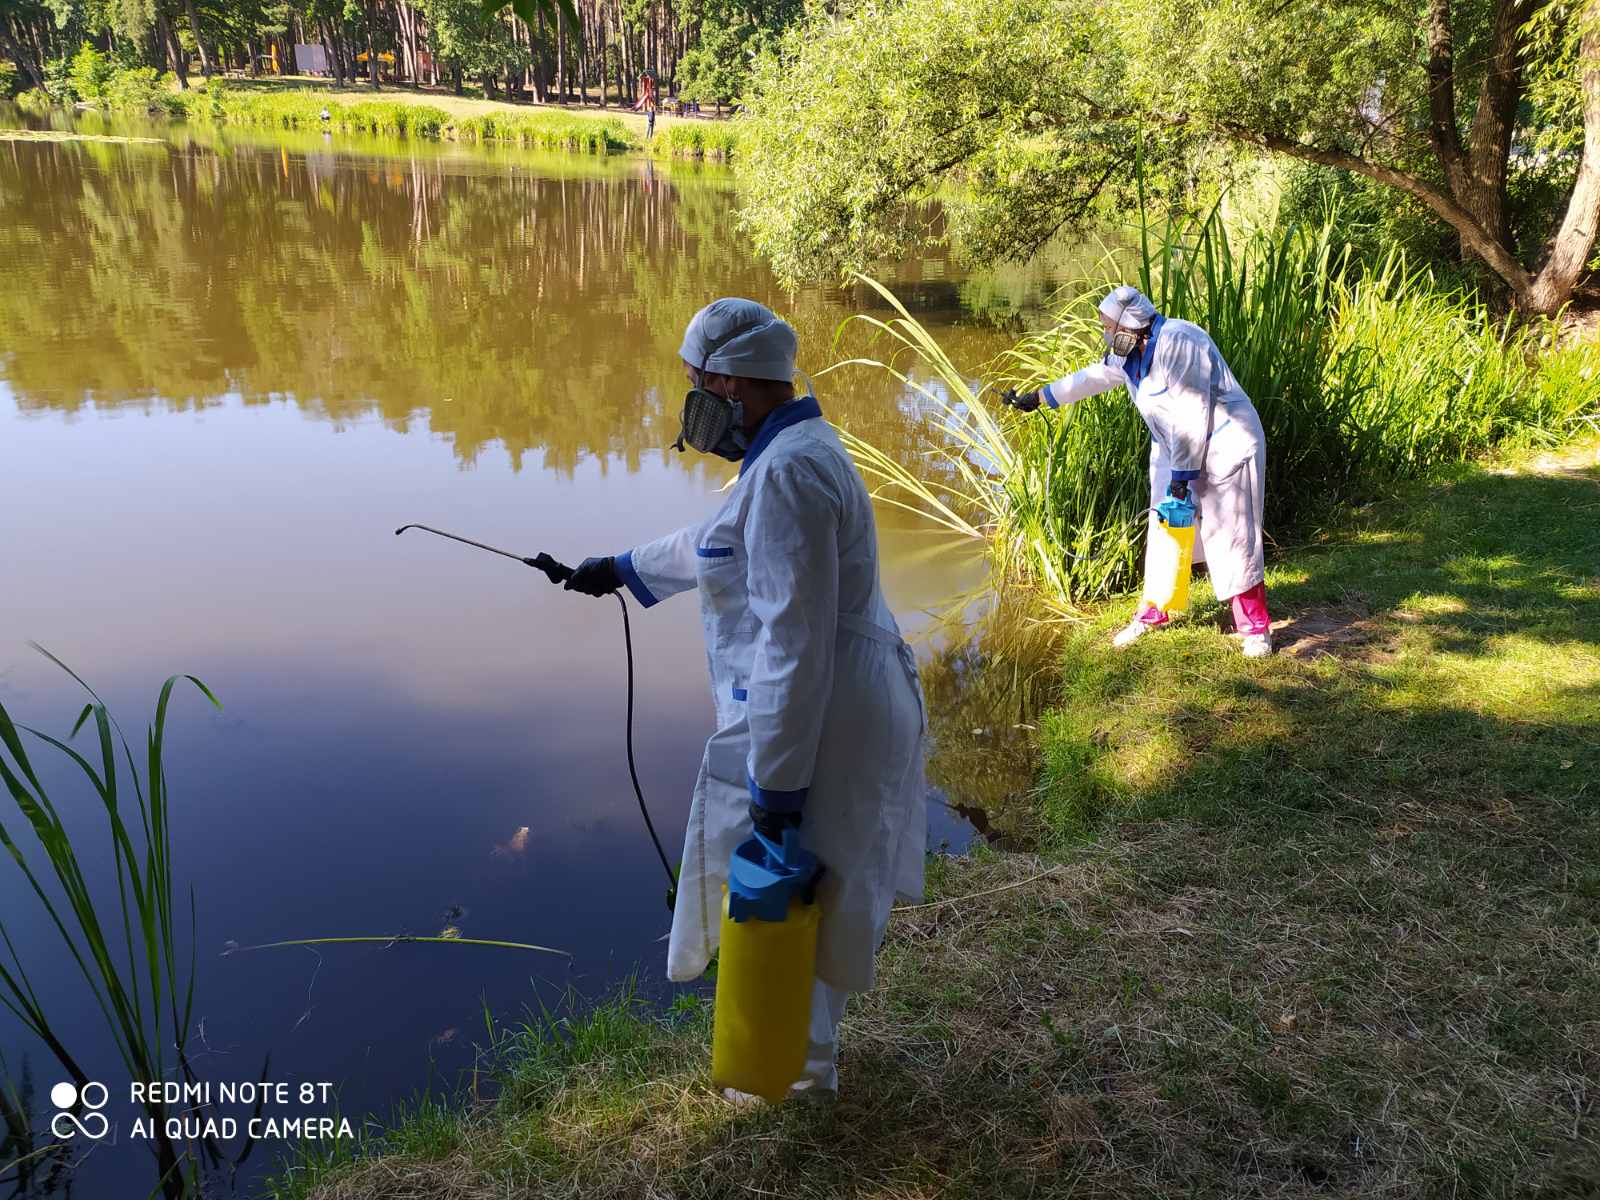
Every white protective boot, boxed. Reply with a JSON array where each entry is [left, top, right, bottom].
[[1241, 630, 1274, 658], [1112, 613, 1170, 649]]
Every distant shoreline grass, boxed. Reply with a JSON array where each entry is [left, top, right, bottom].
[[179, 82, 635, 153], [11, 75, 740, 159], [266, 437, 1600, 1200]]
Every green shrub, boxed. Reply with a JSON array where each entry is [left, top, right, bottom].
[[656, 121, 739, 159], [67, 43, 114, 105], [42, 53, 72, 100], [701, 125, 738, 159], [0, 60, 19, 98], [16, 87, 53, 114], [660, 123, 704, 156], [105, 66, 178, 114]]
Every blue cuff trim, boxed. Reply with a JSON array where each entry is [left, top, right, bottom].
[[747, 773, 807, 813], [1041, 382, 1059, 409], [731, 686, 748, 701], [1170, 468, 1201, 482], [696, 546, 733, 558], [614, 550, 659, 608]]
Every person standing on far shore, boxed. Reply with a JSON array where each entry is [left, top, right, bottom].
[[635, 73, 658, 140]]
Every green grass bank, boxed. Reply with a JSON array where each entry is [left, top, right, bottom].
[[269, 437, 1600, 1200], [13, 68, 740, 158]]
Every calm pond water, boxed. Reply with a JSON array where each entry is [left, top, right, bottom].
[[0, 112, 1083, 1196]]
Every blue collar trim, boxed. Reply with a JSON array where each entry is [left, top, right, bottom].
[[739, 395, 822, 476], [1120, 313, 1165, 388]]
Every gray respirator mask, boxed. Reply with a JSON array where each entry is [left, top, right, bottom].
[[1102, 289, 1151, 361], [673, 376, 747, 462], [673, 319, 770, 461], [1105, 327, 1144, 358]]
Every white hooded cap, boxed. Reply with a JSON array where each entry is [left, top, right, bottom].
[[679, 298, 798, 383], [1098, 285, 1157, 330]]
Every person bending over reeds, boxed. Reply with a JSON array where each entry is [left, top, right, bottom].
[[1006, 285, 1274, 657]]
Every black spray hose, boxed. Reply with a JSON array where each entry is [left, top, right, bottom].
[[395, 524, 677, 910], [615, 592, 678, 910]]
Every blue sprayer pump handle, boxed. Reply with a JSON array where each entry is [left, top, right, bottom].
[[727, 827, 821, 923], [1156, 495, 1196, 528]]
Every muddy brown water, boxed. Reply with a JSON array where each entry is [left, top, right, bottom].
[[0, 108, 1090, 1196]]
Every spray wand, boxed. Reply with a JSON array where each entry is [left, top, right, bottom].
[[395, 524, 678, 911]]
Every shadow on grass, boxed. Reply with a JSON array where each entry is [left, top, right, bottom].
[[1020, 455, 1600, 838], [1272, 458, 1600, 654]]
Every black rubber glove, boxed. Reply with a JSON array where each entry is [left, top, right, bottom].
[[1167, 478, 1191, 502], [1001, 388, 1042, 413], [749, 801, 801, 843], [564, 555, 622, 597]]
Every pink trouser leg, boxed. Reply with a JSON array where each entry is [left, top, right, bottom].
[[1229, 582, 1271, 635]]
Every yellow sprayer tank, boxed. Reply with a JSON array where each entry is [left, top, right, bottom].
[[711, 829, 822, 1102], [1142, 496, 1197, 615]]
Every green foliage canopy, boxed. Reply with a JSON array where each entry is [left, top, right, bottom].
[[738, 0, 1600, 314], [675, 0, 799, 104]]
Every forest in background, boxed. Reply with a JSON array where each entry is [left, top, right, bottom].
[[0, 0, 796, 109]]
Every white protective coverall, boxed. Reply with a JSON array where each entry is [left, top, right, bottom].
[[615, 395, 928, 1090], [1040, 314, 1268, 604]]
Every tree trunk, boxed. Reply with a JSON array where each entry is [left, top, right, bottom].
[[533, 6, 548, 101], [364, 0, 380, 88], [322, 19, 345, 85], [1525, 0, 1600, 314], [618, 0, 630, 104], [577, 9, 587, 103], [1457, 0, 1529, 249], [393, 1, 408, 82], [598, 3, 608, 106], [184, 0, 213, 76], [0, 19, 47, 90], [555, 8, 565, 101], [247, 35, 259, 76], [157, 12, 189, 88]]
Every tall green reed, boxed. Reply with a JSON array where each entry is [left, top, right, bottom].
[[822, 274, 1012, 544], [0, 653, 220, 1198]]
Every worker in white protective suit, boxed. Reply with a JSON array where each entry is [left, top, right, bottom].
[[562, 298, 928, 1097], [1005, 285, 1274, 657]]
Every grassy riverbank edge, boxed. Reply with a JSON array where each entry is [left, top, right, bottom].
[[267, 434, 1600, 1200], [16, 76, 739, 158]]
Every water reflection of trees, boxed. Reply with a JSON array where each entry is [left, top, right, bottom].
[[919, 597, 1065, 845], [0, 139, 1013, 480]]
